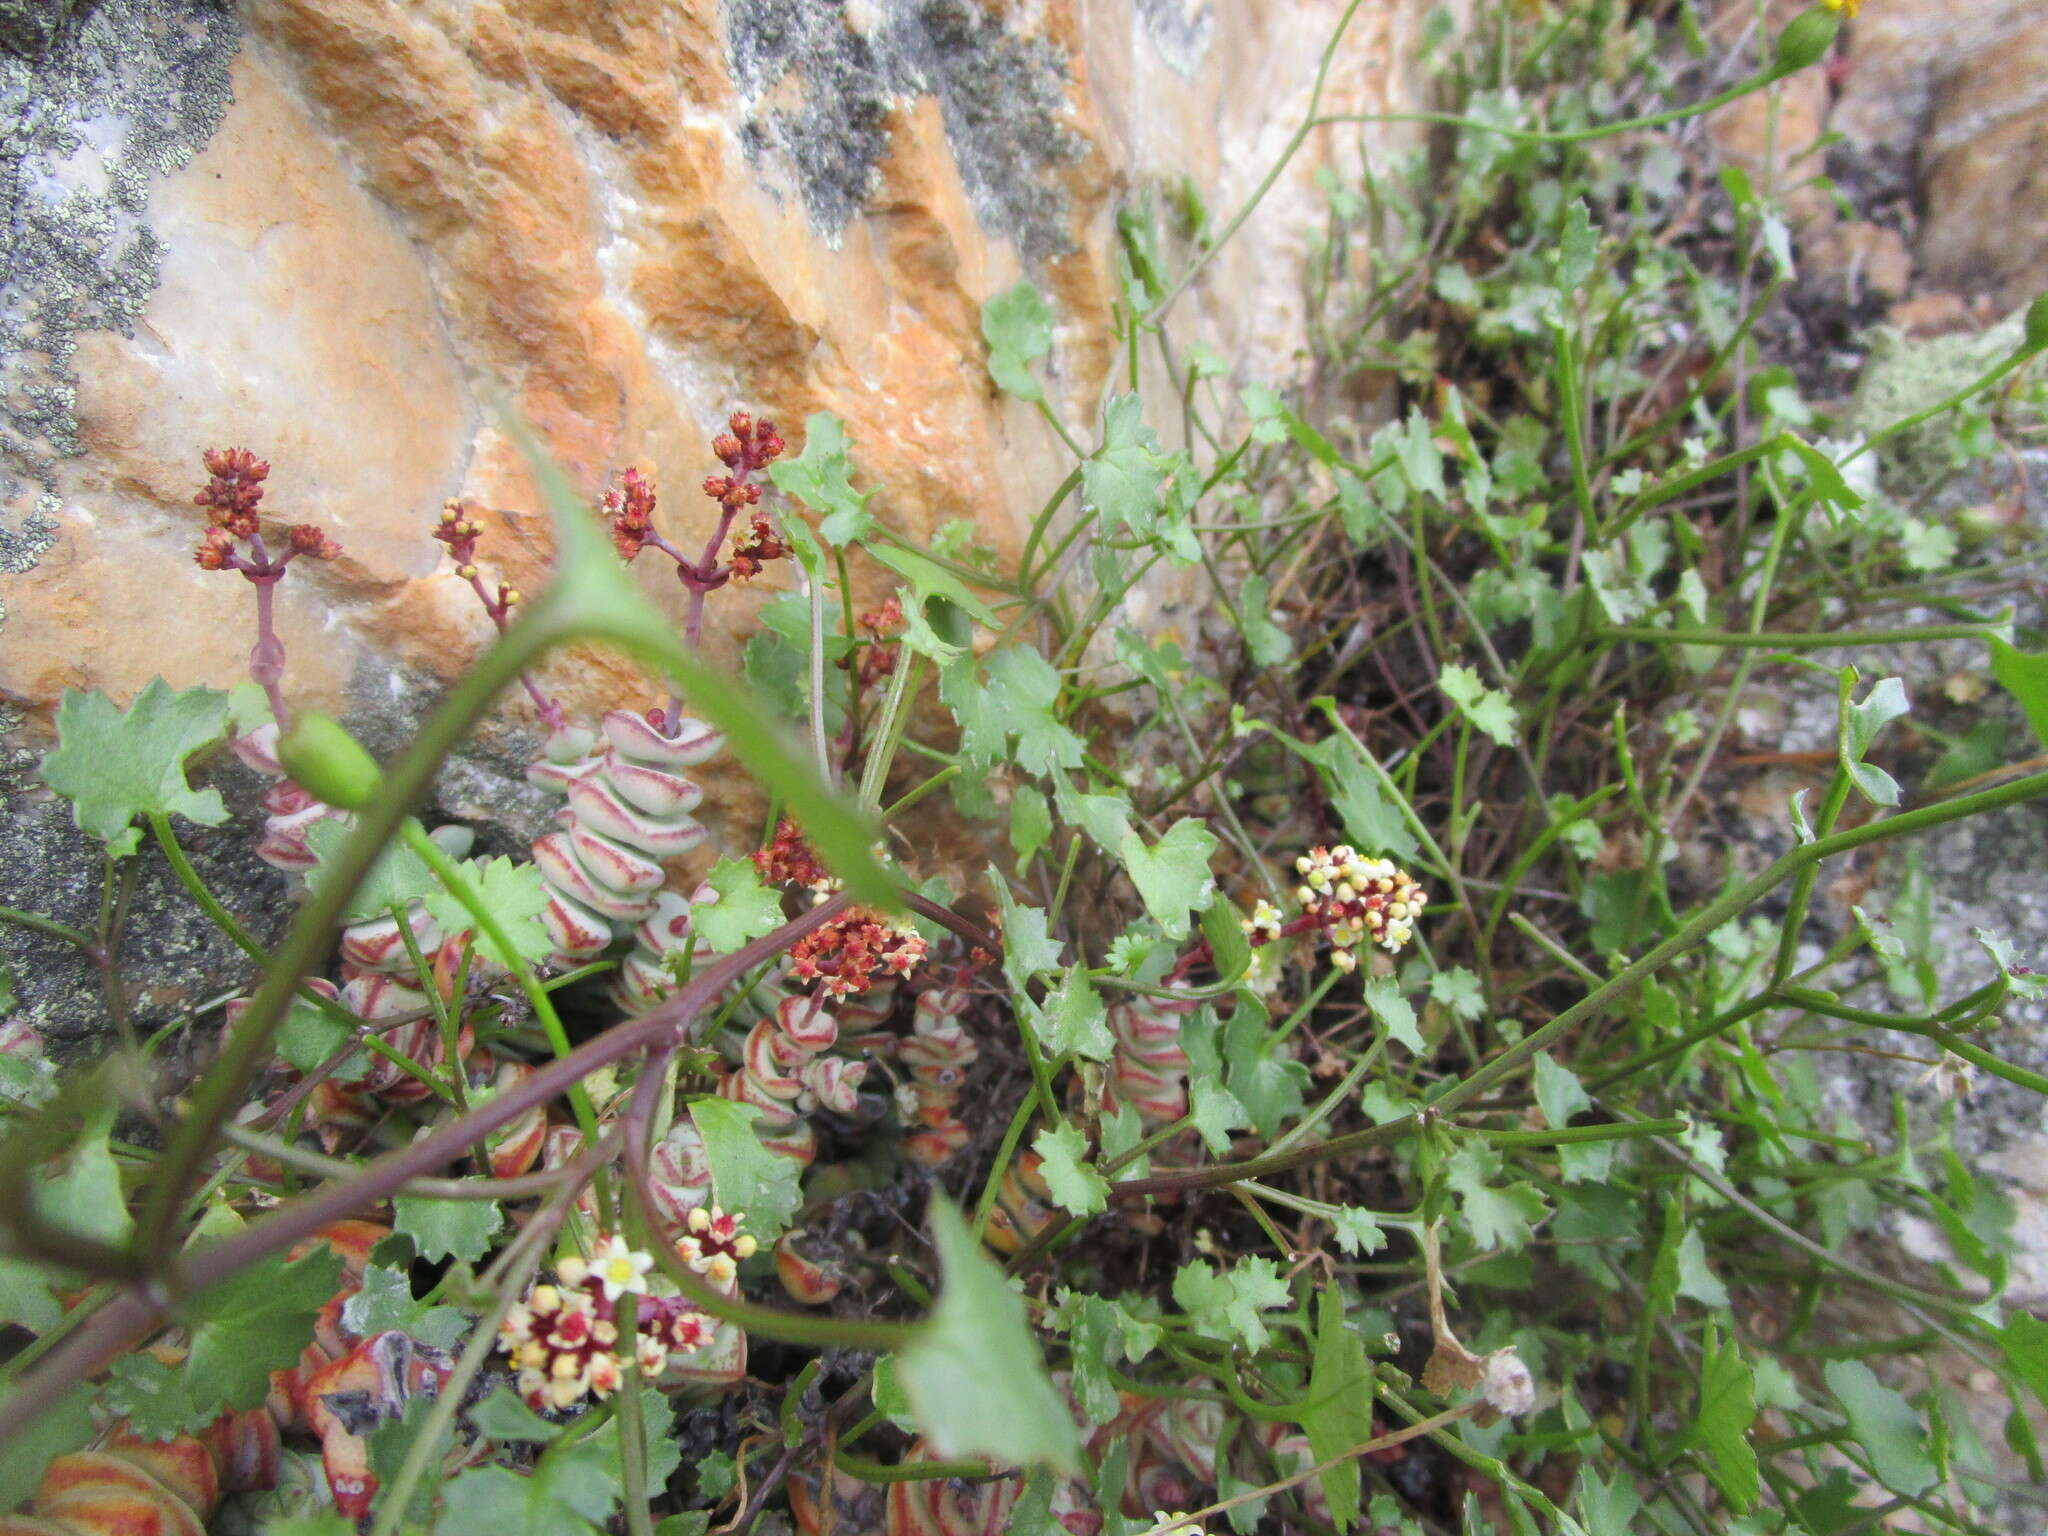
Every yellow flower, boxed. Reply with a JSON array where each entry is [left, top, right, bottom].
[[1819, 0, 1860, 17]]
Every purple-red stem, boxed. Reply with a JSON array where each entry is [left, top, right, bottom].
[[0, 891, 853, 1444], [462, 568, 566, 731]]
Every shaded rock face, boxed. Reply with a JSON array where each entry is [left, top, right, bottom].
[[1708, 0, 2048, 342], [0, 0, 1432, 1040], [1831, 0, 2048, 312]]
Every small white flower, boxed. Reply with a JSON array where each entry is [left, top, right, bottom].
[[588, 1234, 655, 1301]]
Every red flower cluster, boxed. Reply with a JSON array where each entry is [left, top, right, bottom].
[[191, 448, 341, 574], [753, 816, 833, 893], [601, 467, 660, 562], [726, 513, 792, 582], [788, 907, 928, 1000]]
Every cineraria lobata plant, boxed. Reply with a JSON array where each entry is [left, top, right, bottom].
[[6, 4, 2048, 1535]]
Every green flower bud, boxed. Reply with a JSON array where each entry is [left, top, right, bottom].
[[1770, 10, 1838, 77], [278, 711, 383, 811], [2023, 291, 2048, 355]]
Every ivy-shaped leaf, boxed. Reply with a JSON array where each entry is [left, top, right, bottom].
[[1364, 976, 1423, 1055], [40, 680, 231, 857], [1990, 638, 2048, 752], [1300, 736, 1418, 861], [1825, 1360, 1937, 1496], [982, 281, 1054, 403], [1172, 1256, 1294, 1352], [305, 818, 437, 925], [690, 1097, 802, 1243], [768, 412, 876, 546], [1555, 198, 1598, 294], [1444, 1143, 1547, 1252], [424, 855, 551, 969], [185, 1245, 347, 1412], [1032, 1122, 1110, 1217], [1223, 994, 1309, 1139], [342, 1264, 472, 1349], [1118, 818, 1218, 941], [1297, 1287, 1372, 1529], [1688, 1328, 1758, 1512], [1237, 575, 1293, 667], [1330, 1208, 1386, 1256], [1839, 674, 1910, 807], [103, 1352, 215, 1443], [392, 1196, 503, 1265], [1083, 394, 1164, 536], [1438, 663, 1518, 748], [694, 856, 785, 955], [1027, 967, 1113, 1062]]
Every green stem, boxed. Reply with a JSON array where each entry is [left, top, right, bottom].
[[132, 597, 565, 1259], [0, 903, 95, 950], [148, 812, 368, 1035], [1144, 0, 1371, 323], [1476, 1116, 1687, 1148], [1303, 55, 1821, 147], [972, 1095, 1039, 1241], [1601, 622, 2005, 648], [1778, 987, 2048, 1094], [832, 1451, 1004, 1484], [616, 1296, 656, 1536], [400, 821, 601, 1153], [1110, 767, 2048, 1201], [858, 650, 924, 813]]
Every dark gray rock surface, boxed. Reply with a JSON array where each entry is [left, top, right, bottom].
[[724, 0, 1085, 258]]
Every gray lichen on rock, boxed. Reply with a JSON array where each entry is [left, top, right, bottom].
[[0, 0, 239, 492], [1137, 0, 1214, 78], [1848, 305, 2044, 485], [722, 0, 1085, 260]]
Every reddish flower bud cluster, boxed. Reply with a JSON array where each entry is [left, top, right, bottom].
[[788, 906, 928, 1000], [195, 447, 269, 536], [701, 471, 761, 515], [434, 501, 522, 617], [752, 816, 834, 894], [704, 412, 790, 582], [711, 410, 785, 476], [289, 523, 343, 560], [190, 448, 341, 575], [851, 596, 905, 688], [601, 468, 660, 562]]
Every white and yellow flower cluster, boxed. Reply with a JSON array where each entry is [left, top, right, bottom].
[[498, 1234, 714, 1411], [1292, 845, 1427, 967]]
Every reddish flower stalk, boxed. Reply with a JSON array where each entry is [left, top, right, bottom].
[[434, 501, 565, 732], [600, 411, 790, 658], [191, 448, 342, 728]]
